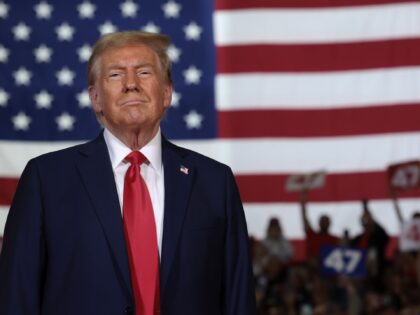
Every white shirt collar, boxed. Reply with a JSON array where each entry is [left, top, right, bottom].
[[103, 128, 163, 174]]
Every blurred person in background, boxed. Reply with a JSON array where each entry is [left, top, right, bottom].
[[284, 265, 313, 315], [300, 189, 339, 266], [352, 200, 389, 289], [262, 217, 294, 264], [252, 217, 294, 314], [390, 188, 420, 291], [336, 276, 362, 315]]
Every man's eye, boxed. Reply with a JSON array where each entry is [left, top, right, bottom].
[[109, 73, 121, 78]]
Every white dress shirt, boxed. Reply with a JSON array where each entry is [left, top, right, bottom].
[[103, 128, 165, 256]]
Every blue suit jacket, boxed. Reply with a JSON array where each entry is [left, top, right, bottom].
[[0, 133, 256, 315]]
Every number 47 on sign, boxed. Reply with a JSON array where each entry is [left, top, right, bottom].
[[388, 160, 420, 191], [320, 246, 366, 277]]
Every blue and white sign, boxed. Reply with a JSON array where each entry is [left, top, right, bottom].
[[320, 246, 366, 277]]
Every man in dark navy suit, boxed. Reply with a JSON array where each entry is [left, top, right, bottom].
[[0, 31, 256, 315]]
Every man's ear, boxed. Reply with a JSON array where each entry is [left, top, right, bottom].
[[163, 83, 173, 110], [88, 86, 101, 114]]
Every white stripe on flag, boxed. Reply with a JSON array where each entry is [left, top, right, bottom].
[[2, 133, 420, 176], [214, 3, 420, 45], [179, 134, 420, 174], [0, 141, 82, 176], [0, 207, 8, 237], [216, 67, 420, 110]]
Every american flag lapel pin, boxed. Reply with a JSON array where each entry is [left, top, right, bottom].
[[180, 165, 189, 175]]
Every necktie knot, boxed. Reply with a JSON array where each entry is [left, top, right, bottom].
[[125, 151, 147, 166]]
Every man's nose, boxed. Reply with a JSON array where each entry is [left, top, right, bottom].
[[123, 72, 140, 92]]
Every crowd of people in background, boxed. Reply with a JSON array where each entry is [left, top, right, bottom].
[[251, 190, 420, 315], [1, 191, 419, 314]]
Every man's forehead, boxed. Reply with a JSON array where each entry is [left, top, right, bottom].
[[103, 44, 156, 57]]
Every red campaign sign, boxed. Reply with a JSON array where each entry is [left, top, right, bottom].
[[388, 160, 420, 191], [285, 171, 326, 192]]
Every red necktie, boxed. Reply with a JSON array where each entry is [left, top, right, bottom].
[[123, 151, 160, 315]]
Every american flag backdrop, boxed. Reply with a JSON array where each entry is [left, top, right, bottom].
[[1, 0, 420, 253]]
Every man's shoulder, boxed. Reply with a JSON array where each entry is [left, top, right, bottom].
[[30, 135, 103, 166]]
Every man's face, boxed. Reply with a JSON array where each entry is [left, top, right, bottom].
[[361, 213, 374, 232], [319, 215, 330, 233], [89, 44, 172, 136]]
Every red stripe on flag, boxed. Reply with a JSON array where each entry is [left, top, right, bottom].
[[218, 104, 420, 138], [0, 178, 18, 206], [215, 0, 418, 10], [217, 39, 420, 73], [235, 172, 420, 202], [3, 172, 419, 204]]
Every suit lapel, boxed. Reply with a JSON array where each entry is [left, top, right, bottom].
[[160, 138, 194, 294], [75, 133, 133, 299]]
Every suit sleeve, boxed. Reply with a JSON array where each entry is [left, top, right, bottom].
[[0, 159, 46, 315], [223, 167, 257, 315]]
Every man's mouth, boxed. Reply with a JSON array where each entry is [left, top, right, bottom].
[[120, 99, 148, 106]]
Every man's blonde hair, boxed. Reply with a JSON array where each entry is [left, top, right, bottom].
[[87, 31, 172, 85]]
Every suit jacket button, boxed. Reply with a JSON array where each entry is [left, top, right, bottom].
[[124, 306, 133, 314]]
